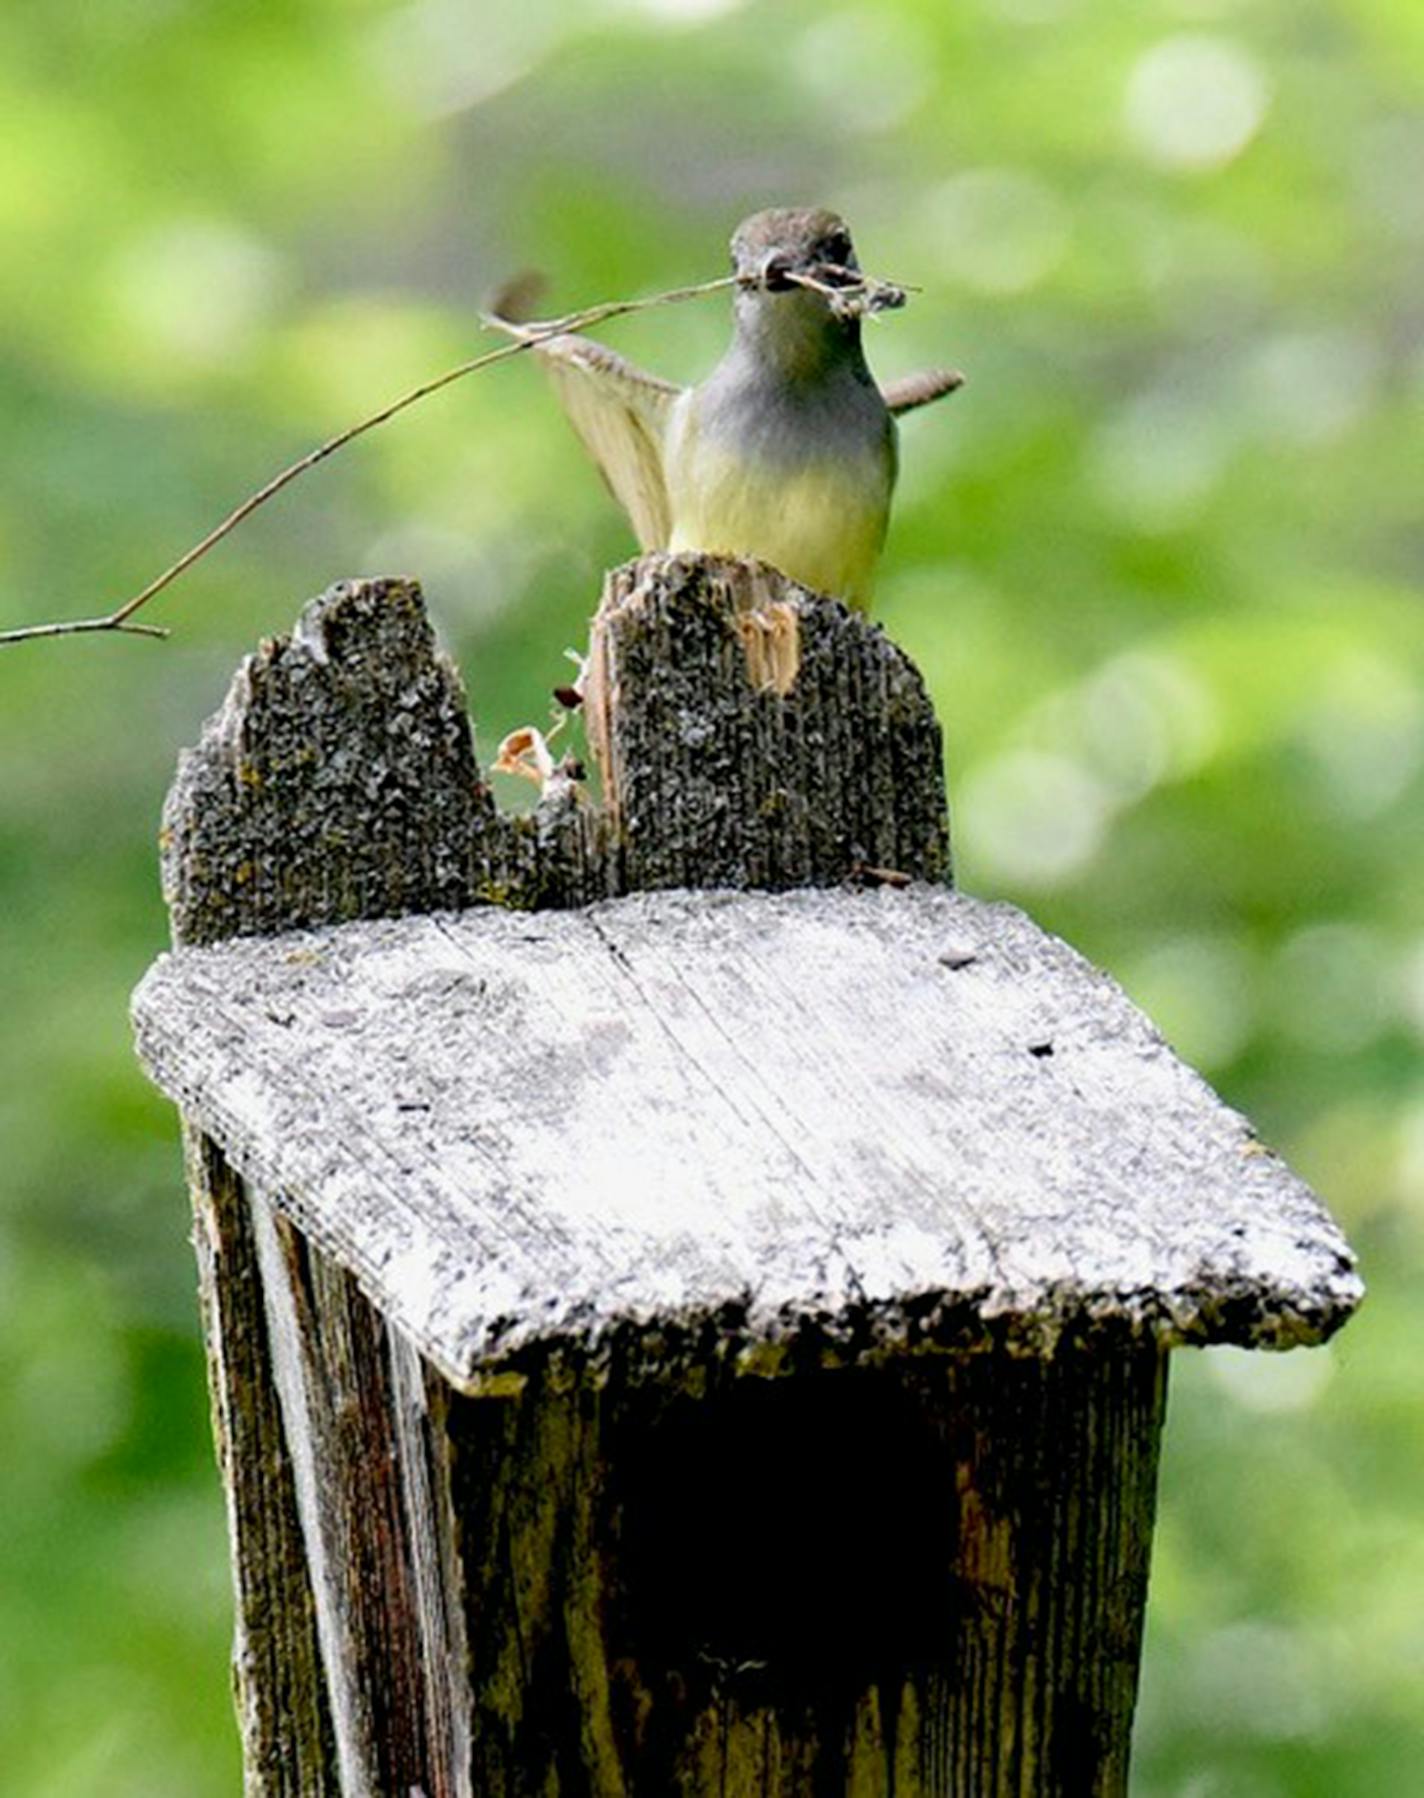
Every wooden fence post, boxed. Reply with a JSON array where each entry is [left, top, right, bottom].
[[134, 555, 1360, 1795]]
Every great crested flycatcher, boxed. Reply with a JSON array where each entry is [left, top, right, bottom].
[[493, 208, 961, 610]]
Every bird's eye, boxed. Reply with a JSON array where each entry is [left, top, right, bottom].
[[826, 234, 852, 265]]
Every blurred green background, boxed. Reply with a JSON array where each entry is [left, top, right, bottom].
[[1, 0, 1419, 1791]]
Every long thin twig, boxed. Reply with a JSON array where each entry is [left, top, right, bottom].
[[0, 274, 740, 647], [1, 259, 915, 648]]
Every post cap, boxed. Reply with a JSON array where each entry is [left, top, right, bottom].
[[133, 885, 1362, 1387]]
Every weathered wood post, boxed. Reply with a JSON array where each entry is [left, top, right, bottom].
[[133, 555, 1361, 1796]]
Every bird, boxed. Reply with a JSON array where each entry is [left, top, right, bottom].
[[488, 208, 962, 611]]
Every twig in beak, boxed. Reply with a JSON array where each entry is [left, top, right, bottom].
[[778, 266, 915, 320]]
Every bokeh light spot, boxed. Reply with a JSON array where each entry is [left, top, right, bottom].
[[1179, 1620, 1333, 1741], [1271, 922, 1391, 1054], [625, 0, 748, 21], [1126, 933, 1255, 1070], [794, 12, 934, 135], [1090, 383, 1232, 531], [1073, 648, 1221, 796], [1206, 1344, 1335, 1415], [1245, 328, 1383, 448], [959, 749, 1112, 886], [366, 0, 559, 116], [922, 167, 1070, 294], [110, 219, 282, 371], [1124, 35, 1269, 173], [1295, 648, 1423, 819]]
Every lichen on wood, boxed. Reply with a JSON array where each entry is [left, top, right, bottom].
[[585, 554, 950, 892], [136, 887, 1361, 1391], [160, 555, 949, 950]]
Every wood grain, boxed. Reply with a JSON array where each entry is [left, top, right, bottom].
[[184, 1133, 335, 1793], [444, 1342, 1167, 1794], [159, 556, 947, 947], [136, 886, 1360, 1389]]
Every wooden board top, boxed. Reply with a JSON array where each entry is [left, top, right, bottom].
[[133, 885, 1361, 1385]]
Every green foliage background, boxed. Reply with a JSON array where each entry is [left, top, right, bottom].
[[1, 1, 1419, 1790]]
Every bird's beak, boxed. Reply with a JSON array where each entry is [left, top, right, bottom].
[[743, 251, 908, 318], [754, 251, 858, 297], [757, 252, 796, 293]]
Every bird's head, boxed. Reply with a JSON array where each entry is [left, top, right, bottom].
[[731, 208, 861, 302], [727, 209, 905, 375]]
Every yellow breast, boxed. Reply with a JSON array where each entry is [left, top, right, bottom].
[[664, 434, 892, 612]]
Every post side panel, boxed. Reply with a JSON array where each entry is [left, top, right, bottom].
[[446, 1346, 1166, 1796], [186, 1133, 337, 1796], [252, 1201, 470, 1798]]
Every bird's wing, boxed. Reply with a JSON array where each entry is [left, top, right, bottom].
[[485, 310, 681, 550], [880, 367, 965, 417]]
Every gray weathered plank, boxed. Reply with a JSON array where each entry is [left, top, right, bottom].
[[185, 1133, 336, 1791], [133, 884, 1360, 1387]]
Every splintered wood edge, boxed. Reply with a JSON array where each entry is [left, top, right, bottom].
[[159, 558, 949, 952], [133, 887, 1363, 1391]]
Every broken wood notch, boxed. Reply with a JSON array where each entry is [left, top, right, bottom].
[[160, 554, 948, 947], [136, 552, 1359, 1795]]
